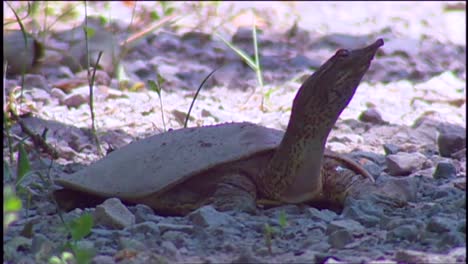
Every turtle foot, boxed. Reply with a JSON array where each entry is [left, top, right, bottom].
[[210, 174, 257, 214]]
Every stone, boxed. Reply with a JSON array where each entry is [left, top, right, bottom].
[[94, 198, 136, 229], [4, 236, 32, 260], [92, 255, 115, 264], [24, 74, 50, 91], [187, 205, 235, 228], [157, 223, 194, 235], [388, 224, 420, 241], [383, 143, 400, 155], [131, 204, 156, 223], [326, 219, 365, 235], [426, 216, 454, 233], [305, 208, 338, 223], [386, 152, 427, 176], [126, 221, 160, 236], [433, 162, 457, 179], [30, 233, 53, 260], [376, 176, 418, 203], [328, 229, 354, 249], [438, 231, 466, 249], [161, 240, 179, 258], [161, 231, 190, 248], [359, 108, 385, 124], [290, 54, 316, 68], [119, 237, 147, 251], [341, 201, 381, 228], [62, 93, 88, 108], [437, 125, 466, 157], [395, 249, 459, 264]]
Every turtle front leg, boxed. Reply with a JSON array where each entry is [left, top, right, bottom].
[[321, 158, 409, 210], [210, 172, 258, 214]]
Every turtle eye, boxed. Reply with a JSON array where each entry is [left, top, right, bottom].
[[336, 49, 350, 57]]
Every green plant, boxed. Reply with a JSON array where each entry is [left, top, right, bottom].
[[51, 213, 95, 264], [216, 17, 268, 110], [3, 184, 22, 231], [215, 22, 263, 88], [263, 223, 275, 254], [262, 210, 288, 254], [148, 74, 167, 132]]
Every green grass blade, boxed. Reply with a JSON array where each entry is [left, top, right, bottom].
[[215, 33, 257, 70], [252, 22, 263, 87], [16, 141, 31, 187]]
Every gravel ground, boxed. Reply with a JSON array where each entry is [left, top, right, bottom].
[[3, 2, 466, 264]]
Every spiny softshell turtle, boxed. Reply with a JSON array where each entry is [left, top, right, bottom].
[[54, 39, 384, 215]]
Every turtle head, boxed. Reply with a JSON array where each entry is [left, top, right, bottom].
[[290, 38, 384, 136], [259, 39, 383, 203]]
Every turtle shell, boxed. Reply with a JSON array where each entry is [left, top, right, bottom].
[[55, 122, 284, 200]]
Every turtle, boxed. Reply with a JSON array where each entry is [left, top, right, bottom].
[[53, 39, 384, 216]]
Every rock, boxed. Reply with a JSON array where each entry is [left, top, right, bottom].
[[31, 233, 53, 261], [451, 148, 466, 160], [92, 255, 115, 264], [131, 204, 156, 223], [62, 93, 88, 108], [388, 224, 420, 241], [433, 162, 457, 179], [161, 231, 190, 248], [187, 205, 235, 228], [128, 60, 153, 79], [359, 108, 385, 124], [161, 240, 179, 258], [383, 143, 400, 155], [153, 32, 182, 52], [119, 237, 147, 252], [157, 223, 194, 235], [448, 247, 466, 262], [290, 54, 317, 68], [438, 231, 466, 249], [376, 176, 418, 203], [426, 216, 454, 233], [326, 219, 365, 235], [231, 250, 262, 263], [386, 152, 427, 176], [4, 236, 32, 261], [438, 125, 466, 157], [94, 198, 136, 229], [231, 27, 254, 43], [126, 221, 160, 236], [341, 200, 382, 228], [383, 218, 424, 231], [328, 229, 354, 249], [50, 87, 67, 101], [305, 208, 338, 223], [24, 74, 50, 91], [395, 248, 460, 264]]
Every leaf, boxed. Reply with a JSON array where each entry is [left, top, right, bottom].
[[147, 80, 161, 95], [83, 26, 95, 39], [68, 213, 93, 241], [278, 210, 288, 229], [71, 245, 95, 264], [4, 186, 22, 212]]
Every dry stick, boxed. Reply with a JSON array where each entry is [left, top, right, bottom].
[[119, 14, 178, 47], [184, 66, 222, 128], [9, 110, 59, 160]]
